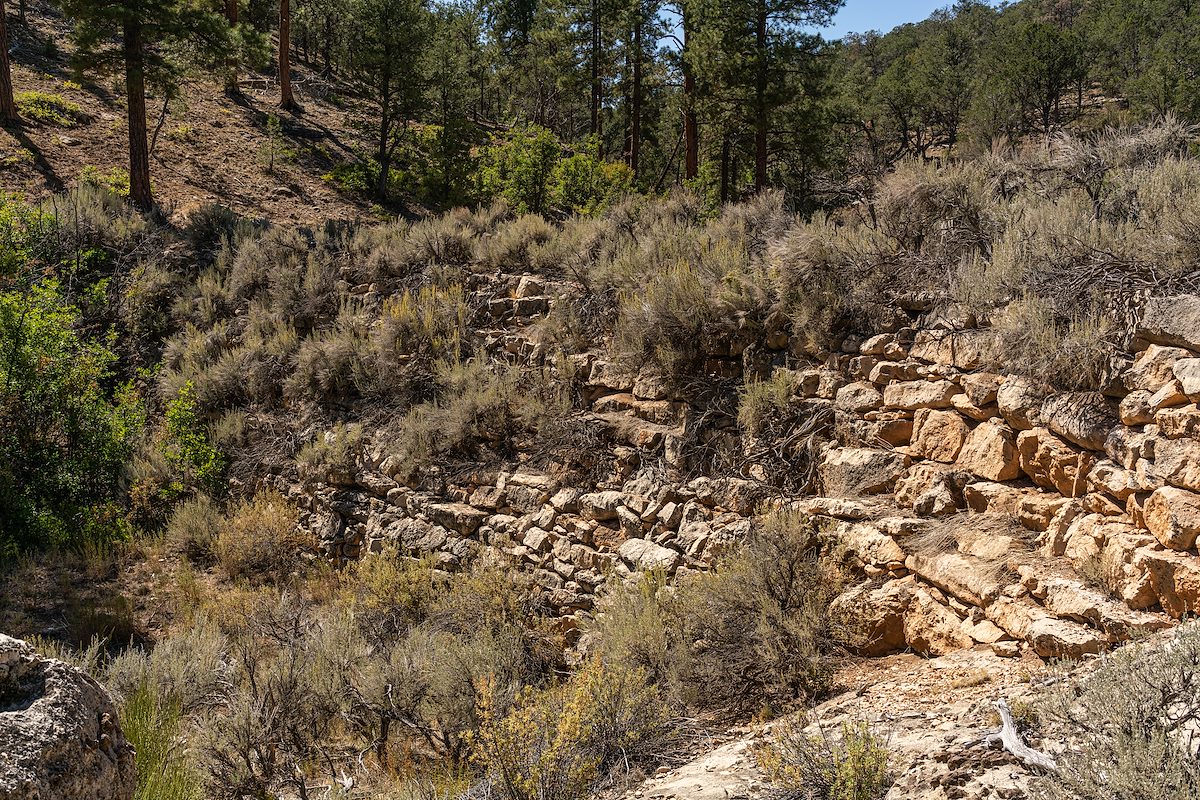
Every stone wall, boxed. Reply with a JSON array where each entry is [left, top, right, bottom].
[[274, 276, 1200, 660]]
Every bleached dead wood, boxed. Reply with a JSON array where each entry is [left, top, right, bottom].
[[979, 698, 1058, 772]]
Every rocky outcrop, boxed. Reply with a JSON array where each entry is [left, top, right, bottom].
[[279, 275, 1200, 666], [0, 635, 135, 800]]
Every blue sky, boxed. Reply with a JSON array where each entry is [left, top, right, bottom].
[[822, 0, 954, 38]]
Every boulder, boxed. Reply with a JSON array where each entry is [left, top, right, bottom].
[[894, 464, 967, 517], [1125, 344, 1193, 392], [903, 589, 973, 656], [955, 420, 1020, 481], [1119, 390, 1155, 426], [963, 481, 1028, 515], [1144, 486, 1200, 551], [0, 635, 135, 800], [883, 380, 961, 410], [426, 502, 488, 536], [1132, 547, 1200, 618], [910, 409, 968, 462], [1176, 358, 1200, 398], [996, 377, 1050, 431], [835, 381, 883, 413], [1154, 437, 1200, 491], [1017, 427, 1094, 497], [836, 521, 907, 568], [904, 551, 1004, 608], [1039, 392, 1118, 451], [960, 373, 1003, 407], [985, 597, 1106, 659], [1156, 404, 1200, 439], [1105, 426, 1156, 469], [616, 538, 681, 572], [819, 447, 910, 497], [830, 579, 913, 656], [579, 491, 625, 521], [1135, 294, 1200, 352], [908, 329, 989, 369]]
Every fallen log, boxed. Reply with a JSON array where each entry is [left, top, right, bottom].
[[979, 698, 1058, 772]]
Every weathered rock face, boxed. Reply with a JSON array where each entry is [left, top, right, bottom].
[[1136, 294, 1200, 351], [0, 635, 135, 800]]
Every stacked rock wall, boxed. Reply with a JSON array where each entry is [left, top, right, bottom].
[[276, 277, 1200, 660]]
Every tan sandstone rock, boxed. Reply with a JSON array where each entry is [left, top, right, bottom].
[[911, 408, 969, 462], [819, 447, 911, 497], [1017, 427, 1094, 497], [1144, 486, 1200, 551], [883, 380, 961, 410], [955, 420, 1020, 481], [903, 588, 973, 656]]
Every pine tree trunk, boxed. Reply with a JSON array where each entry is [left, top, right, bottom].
[[225, 0, 239, 94], [753, 2, 768, 192], [682, 3, 698, 181], [279, 0, 296, 108], [0, 0, 18, 125], [123, 18, 153, 210], [590, 0, 601, 137], [376, 76, 392, 200], [630, 11, 642, 178]]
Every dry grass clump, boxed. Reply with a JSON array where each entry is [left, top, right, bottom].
[[213, 491, 310, 583]]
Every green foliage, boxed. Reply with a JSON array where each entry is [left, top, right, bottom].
[[14, 91, 83, 127], [80, 166, 132, 199], [473, 660, 677, 800], [0, 282, 142, 554], [549, 139, 634, 215], [121, 682, 205, 800], [258, 114, 295, 175], [738, 371, 796, 435], [481, 125, 562, 214], [162, 382, 225, 497], [756, 716, 890, 800], [591, 510, 843, 716]]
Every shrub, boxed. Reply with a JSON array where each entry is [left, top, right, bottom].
[[1034, 624, 1200, 800], [212, 491, 309, 582], [480, 125, 561, 214], [120, 682, 206, 800], [990, 295, 1117, 390], [755, 716, 890, 800], [472, 661, 678, 800], [164, 494, 223, 565], [549, 141, 634, 215], [670, 510, 843, 715], [738, 371, 796, 435], [162, 382, 226, 496], [15, 91, 83, 126]]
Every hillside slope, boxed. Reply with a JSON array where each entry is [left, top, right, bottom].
[[0, 2, 382, 224]]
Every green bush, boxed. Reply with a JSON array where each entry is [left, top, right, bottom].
[[473, 660, 678, 800], [755, 716, 890, 800], [15, 91, 83, 127], [480, 124, 561, 214], [120, 682, 206, 800], [0, 282, 143, 554], [549, 139, 634, 215]]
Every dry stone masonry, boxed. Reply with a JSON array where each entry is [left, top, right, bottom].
[[276, 279, 1200, 662]]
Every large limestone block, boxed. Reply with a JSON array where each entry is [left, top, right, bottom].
[[835, 381, 883, 413], [1175, 358, 1200, 398], [904, 550, 1004, 607], [579, 490, 625, 521], [1024, 573, 1170, 641], [1144, 486, 1200, 551], [996, 376, 1051, 431], [819, 447, 911, 497], [830, 579, 913, 656], [836, 521, 907, 568], [908, 329, 990, 369], [894, 463, 968, 517], [427, 502, 488, 535], [1136, 294, 1200, 351], [617, 538, 681, 572], [1040, 392, 1118, 451], [910, 408, 969, 462], [1017, 427, 1095, 497], [0, 635, 136, 800], [985, 597, 1106, 659], [955, 420, 1020, 481], [883, 380, 960, 410], [902, 588, 973, 656], [1132, 547, 1200, 618], [1156, 404, 1200, 439], [1125, 344, 1193, 392], [1154, 437, 1200, 492]]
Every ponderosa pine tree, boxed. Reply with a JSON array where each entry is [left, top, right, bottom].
[[63, 0, 233, 210], [348, 0, 430, 199], [279, 0, 296, 108], [0, 0, 17, 125]]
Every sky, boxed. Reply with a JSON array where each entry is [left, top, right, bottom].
[[822, 0, 954, 38]]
